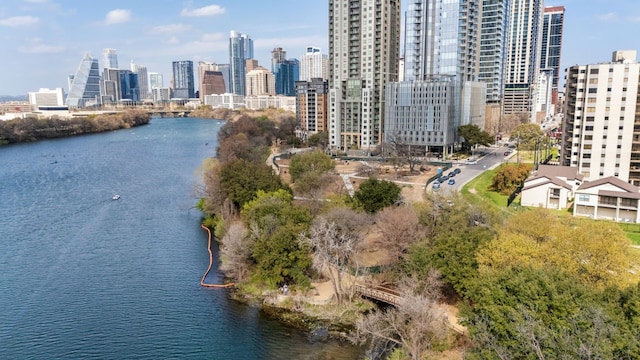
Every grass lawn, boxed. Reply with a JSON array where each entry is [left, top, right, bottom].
[[619, 222, 640, 245], [461, 164, 519, 216]]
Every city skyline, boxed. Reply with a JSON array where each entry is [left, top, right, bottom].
[[1, 0, 640, 95]]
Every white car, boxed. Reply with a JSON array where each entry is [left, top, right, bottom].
[[464, 159, 478, 165]]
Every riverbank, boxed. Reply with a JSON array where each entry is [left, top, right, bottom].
[[188, 107, 295, 123], [0, 109, 150, 145]]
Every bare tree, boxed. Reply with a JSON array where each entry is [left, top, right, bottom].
[[299, 207, 371, 303], [353, 271, 449, 360], [219, 221, 253, 281], [387, 130, 423, 175], [375, 205, 424, 262]]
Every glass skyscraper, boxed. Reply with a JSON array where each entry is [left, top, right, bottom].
[[66, 53, 101, 108], [172, 60, 195, 99], [229, 31, 253, 96], [478, 0, 510, 103], [101, 48, 118, 70], [274, 59, 299, 96], [540, 6, 565, 93]]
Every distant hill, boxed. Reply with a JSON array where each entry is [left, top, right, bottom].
[[0, 95, 28, 102]]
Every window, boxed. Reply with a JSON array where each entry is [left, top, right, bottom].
[[578, 194, 590, 202], [599, 195, 617, 206]]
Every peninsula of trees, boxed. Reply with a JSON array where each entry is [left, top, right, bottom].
[[0, 109, 150, 145]]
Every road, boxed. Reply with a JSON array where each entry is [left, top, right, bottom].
[[429, 145, 515, 193]]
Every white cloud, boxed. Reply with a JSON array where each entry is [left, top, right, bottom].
[[0, 15, 39, 27], [151, 23, 192, 34], [105, 9, 131, 25], [201, 32, 224, 42], [254, 35, 328, 50], [597, 12, 617, 21], [181, 4, 225, 17], [167, 36, 180, 45], [23, 0, 50, 3]]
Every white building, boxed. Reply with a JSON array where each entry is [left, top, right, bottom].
[[151, 87, 171, 102], [520, 165, 583, 209], [28, 88, 65, 108], [204, 93, 245, 109], [245, 95, 296, 112], [561, 50, 640, 185], [573, 176, 640, 223], [535, 68, 554, 118], [299, 46, 328, 81]]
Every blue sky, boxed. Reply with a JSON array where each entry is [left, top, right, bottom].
[[0, 0, 639, 95]]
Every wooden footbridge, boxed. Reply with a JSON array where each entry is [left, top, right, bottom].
[[354, 283, 466, 335]]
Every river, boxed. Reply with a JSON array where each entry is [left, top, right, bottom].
[[0, 118, 362, 359]]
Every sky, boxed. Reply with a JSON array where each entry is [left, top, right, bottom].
[[0, 0, 640, 96]]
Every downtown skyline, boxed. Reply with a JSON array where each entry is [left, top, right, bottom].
[[1, 0, 640, 95]]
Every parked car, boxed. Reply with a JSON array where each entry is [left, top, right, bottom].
[[432, 182, 441, 191], [504, 151, 511, 156], [448, 178, 456, 185]]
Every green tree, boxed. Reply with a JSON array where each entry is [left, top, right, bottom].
[[352, 177, 402, 213], [462, 266, 640, 359], [489, 163, 532, 195], [510, 123, 545, 151], [458, 124, 494, 152], [220, 159, 290, 209], [288, 150, 335, 182], [241, 190, 312, 288], [306, 131, 328, 148]]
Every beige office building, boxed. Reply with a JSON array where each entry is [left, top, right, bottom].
[[246, 67, 275, 96]]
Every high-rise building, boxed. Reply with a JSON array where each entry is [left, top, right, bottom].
[[561, 51, 640, 184], [245, 59, 259, 73], [329, 0, 401, 150], [229, 31, 254, 95], [101, 48, 118, 70], [201, 71, 226, 97], [503, 0, 544, 117], [296, 78, 329, 137], [66, 53, 101, 108], [245, 67, 275, 96], [101, 68, 122, 103], [271, 47, 287, 73], [216, 64, 231, 93], [274, 59, 299, 96], [385, 0, 485, 156], [172, 60, 195, 99], [119, 70, 140, 101], [478, 0, 510, 103], [300, 46, 329, 81], [149, 72, 164, 89], [131, 61, 149, 100], [539, 5, 565, 109]]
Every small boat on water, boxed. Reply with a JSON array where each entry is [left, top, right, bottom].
[[112, 194, 120, 200]]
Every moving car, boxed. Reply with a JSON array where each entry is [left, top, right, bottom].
[[448, 178, 456, 185], [432, 182, 441, 191], [453, 168, 461, 175], [465, 159, 478, 165]]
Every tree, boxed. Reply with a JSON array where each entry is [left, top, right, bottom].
[[219, 221, 252, 281], [241, 190, 313, 288], [386, 131, 422, 174], [476, 208, 640, 290], [458, 124, 494, 153], [462, 265, 640, 359], [510, 123, 545, 151], [217, 132, 269, 163], [300, 207, 370, 303], [306, 131, 328, 149], [288, 150, 335, 183], [353, 271, 449, 360], [219, 159, 290, 209], [374, 206, 424, 262], [352, 178, 402, 214], [489, 163, 532, 195]]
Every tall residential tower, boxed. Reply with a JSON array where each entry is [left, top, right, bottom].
[[229, 31, 254, 96], [329, 0, 401, 150], [172, 60, 195, 99]]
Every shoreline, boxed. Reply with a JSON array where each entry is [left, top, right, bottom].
[[199, 224, 234, 288]]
